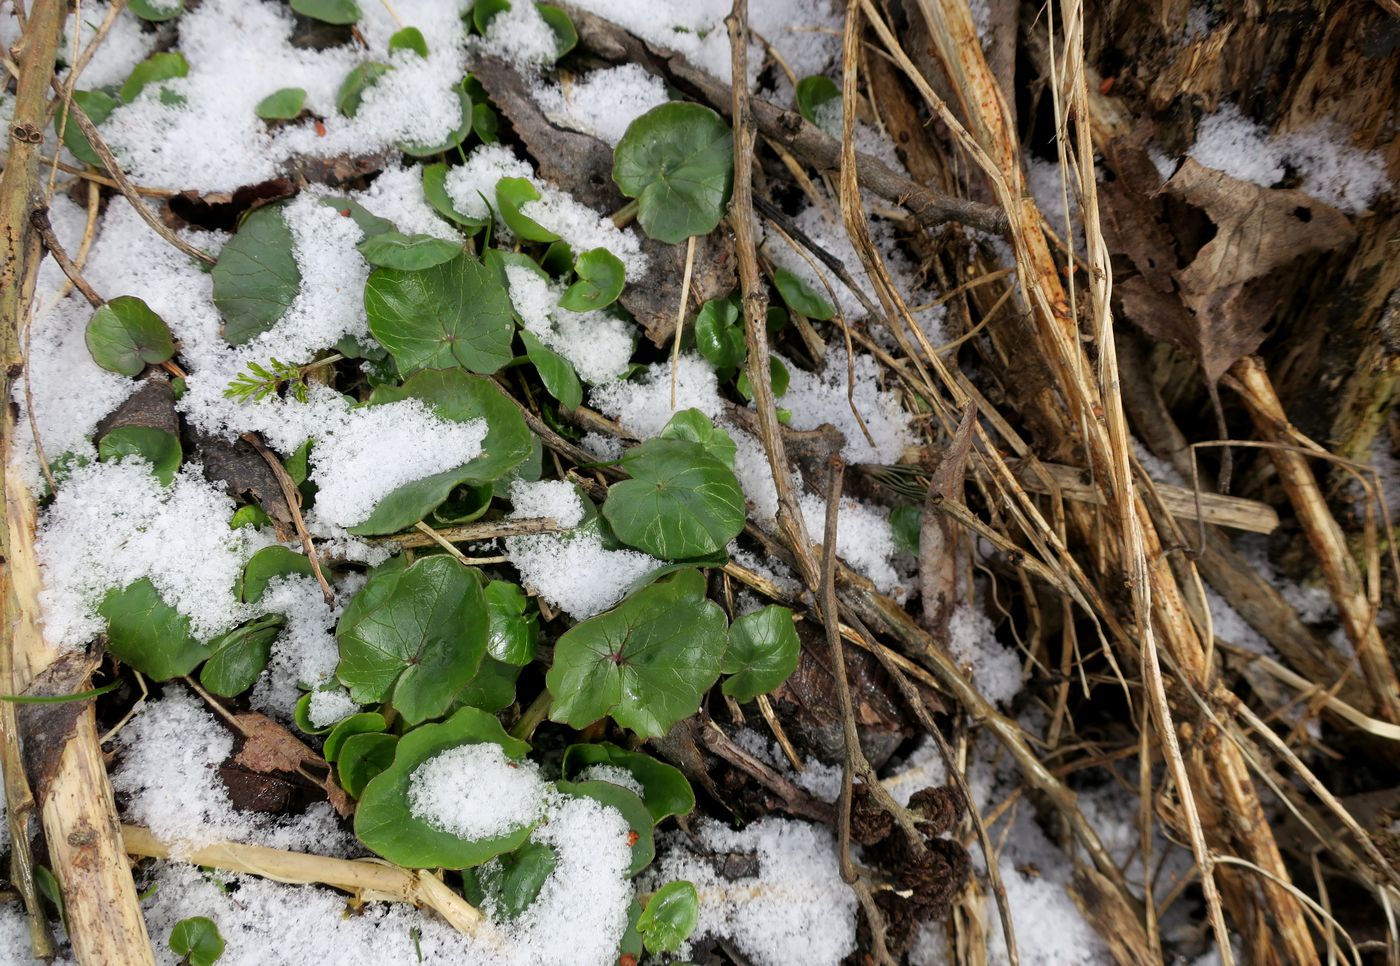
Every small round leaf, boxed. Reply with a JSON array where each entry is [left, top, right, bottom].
[[255, 87, 307, 120], [721, 605, 800, 702], [168, 916, 224, 966], [613, 102, 734, 244], [637, 881, 699, 955], [85, 296, 174, 377], [98, 426, 182, 485], [559, 247, 625, 312]]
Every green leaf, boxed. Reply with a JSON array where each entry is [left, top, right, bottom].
[[292, 0, 362, 25], [546, 570, 727, 737], [495, 177, 558, 243], [737, 356, 790, 401], [357, 231, 462, 271], [426, 483, 493, 527], [130, 0, 184, 22], [255, 87, 307, 120], [398, 89, 474, 158], [335, 555, 488, 724], [98, 579, 207, 681], [471, 0, 511, 33], [890, 504, 921, 555], [319, 196, 395, 238], [98, 426, 181, 485], [350, 369, 533, 535], [169, 916, 224, 966], [612, 102, 734, 244], [423, 163, 487, 233], [338, 732, 398, 797], [556, 780, 654, 875], [772, 266, 834, 320], [559, 247, 625, 312], [354, 707, 534, 867], [239, 545, 313, 603], [119, 52, 188, 103], [721, 605, 800, 702], [536, 4, 577, 60], [324, 712, 386, 763], [795, 74, 840, 125], [213, 205, 301, 346], [453, 656, 521, 713], [620, 899, 644, 963], [540, 240, 574, 275], [475, 841, 556, 919], [337, 62, 391, 117], [35, 865, 64, 929], [520, 330, 582, 410], [364, 253, 515, 376], [200, 614, 283, 698], [485, 581, 537, 666], [85, 296, 174, 377], [694, 296, 745, 373], [294, 690, 337, 735], [602, 415, 745, 560], [230, 505, 271, 530], [388, 26, 428, 57], [55, 90, 118, 167], [638, 881, 699, 954], [560, 742, 695, 822], [659, 408, 736, 468]]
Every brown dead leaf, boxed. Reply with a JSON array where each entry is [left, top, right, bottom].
[[231, 712, 352, 817]]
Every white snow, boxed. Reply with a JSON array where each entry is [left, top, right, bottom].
[[776, 347, 913, 465], [306, 688, 359, 729], [532, 64, 669, 146], [409, 744, 549, 841], [945, 603, 1024, 707], [505, 264, 636, 384]]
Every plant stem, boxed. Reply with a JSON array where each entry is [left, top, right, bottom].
[[510, 690, 552, 742]]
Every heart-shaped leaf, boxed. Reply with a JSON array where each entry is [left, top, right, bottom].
[[354, 707, 535, 867], [602, 413, 745, 560], [199, 614, 283, 697], [364, 253, 515, 376], [388, 26, 428, 57], [338, 732, 398, 798], [495, 177, 559, 243], [453, 656, 521, 713], [559, 247, 625, 312], [520, 330, 582, 410], [292, 0, 362, 25], [97, 426, 181, 485], [660, 407, 736, 467], [85, 296, 174, 376], [486, 580, 538, 666], [55, 90, 118, 167], [335, 554, 488, 724], [560, 741, 695, 822], [119, 52, 188, 103], [613, 102, 734, 244], [694, 296, 745, 374], [349, 369, 533, 535], [98, 579, 207, 681], [357, 231, 461, 270], [255, 87, 307, 120], [213, 204, 301, 346], [546, 569, 727, 737], [721, 605, 800, 702], [637, 880, 699, 954], [168, 916, 224, 966]]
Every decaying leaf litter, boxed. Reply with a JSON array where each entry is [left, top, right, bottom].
[[0, 0, 1398, 963]]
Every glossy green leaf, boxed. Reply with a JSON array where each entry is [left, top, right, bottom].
[[546, 570, 728, 737], [199, 614, 283, 698], [602, 415, 745, 560], [337, 61, 391, 116], [98, 579, 207, 681], [659, 407, 736, 468], [795, 74, 840, 125], [119, 52, 188, 103], [354, 707, 534, 867], [556, 780, 654, 876], [213, 204, 301, 346], [559, 247, 625, 312], [560, 742, 694, 822], [620, 900, 644, 963], [772, 266, 834, 320], [737, 356, 790, 401], [388, 26, 428, 57], [613, 102, 734, 244], [422, 163, 487, 233], [255, 87, 307, 120], [98, 426, 181, 485], [130, 0, 184, 21], [350, 369, 533, 534], [398, 89, 474, 157], [471, 0, 511, 33], [55, 90, 118, 167], [485, 580, 537, 666], [721, 605, 800, 702], [230, 505, 272, 530], [475, 842, 556, 919], [520, 330, 582, 410], [338, 732, 398, 798], [536, 4, 578, 60], [294, 689, 340, 736], [335, 555, 488, 724], [495, 177, 558, 243], [638, 881, 699, 954], [453, 656, 520, 713], [426, 483, 493, 527], [85, 296, 174, 377], [364, 253, 515, 375], [324, 712, 387, 763], [292, 0, 362, 25], [239, 545, 313, 603], [694, 296, 745, 373], [357, 231, 462, 270], [540, 240, 574, 275], [168, 916, 224, 966]]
